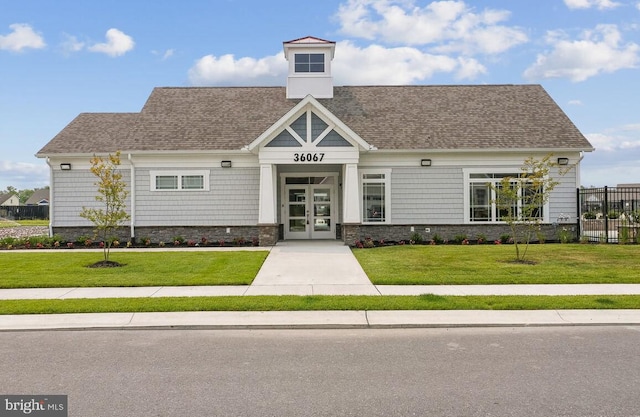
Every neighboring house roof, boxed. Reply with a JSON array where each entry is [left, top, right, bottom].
[[0, 193, 18, 206], [25, 189, 50, 205], [37, 85, 593, 156]]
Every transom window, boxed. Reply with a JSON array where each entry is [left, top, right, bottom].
[[294, 53, 324, 73], [151, 171, 209, 191], [361, 170, 391, 223], [466, 171, 545, 223]]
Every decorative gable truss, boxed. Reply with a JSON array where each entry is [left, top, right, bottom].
[[246, 95, 375, 165]]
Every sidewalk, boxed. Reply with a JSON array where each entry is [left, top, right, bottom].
[[2, 241, 640, 331]]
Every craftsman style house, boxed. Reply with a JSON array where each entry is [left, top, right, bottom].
[[37, 37, 593, 245]]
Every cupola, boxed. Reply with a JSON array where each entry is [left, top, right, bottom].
[[283, 36, 336, 99]]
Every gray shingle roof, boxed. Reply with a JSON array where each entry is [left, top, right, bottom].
[[37, 84, 592, 155]]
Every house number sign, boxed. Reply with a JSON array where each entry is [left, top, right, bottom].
[[293, 152, 325, 162]]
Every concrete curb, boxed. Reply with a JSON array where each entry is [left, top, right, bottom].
[[1, 310, 640, 331]]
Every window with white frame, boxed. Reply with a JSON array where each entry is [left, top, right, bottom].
[[150, 171, 209, 191], [294, 53, 325, 73], [466, 171, 545, 223], [361, 170, 391, 223]]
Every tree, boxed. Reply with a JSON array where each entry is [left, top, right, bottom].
[[80, 151, 130, 265], [491, 155, 568, 262]]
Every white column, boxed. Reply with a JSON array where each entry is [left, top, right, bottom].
[[258, 163, 277, 224], [342, 163, 361, 223]]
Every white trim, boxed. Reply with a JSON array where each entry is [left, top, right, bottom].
[[463, 168, 550, 224], [149, 170, 210, 192], [247, 95, 374, 152], [280, 172, 339, 240], [360, 168, 392, 225]]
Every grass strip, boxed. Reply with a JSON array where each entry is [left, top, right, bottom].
[[1, 295, 639, 315], [353, 244, 640, 285], [0, 251, 269, 288]]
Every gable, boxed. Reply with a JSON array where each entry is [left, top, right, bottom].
[[247, 95, 374, 164]]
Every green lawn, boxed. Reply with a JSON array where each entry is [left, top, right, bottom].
[[353, 244, 640, 285], [0, 251, 268, 288], [1, 294, 639, 315], [0, 220, 49, 227]]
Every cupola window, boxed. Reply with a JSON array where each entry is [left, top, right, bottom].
[[294, 53, 324, 73]]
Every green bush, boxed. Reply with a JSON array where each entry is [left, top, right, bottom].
[[453, 234, 468, 244], [409, 232, 423, 244]]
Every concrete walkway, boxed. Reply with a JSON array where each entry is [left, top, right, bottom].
[[2, 240, 640, 330], [247, 240, 378, 295]]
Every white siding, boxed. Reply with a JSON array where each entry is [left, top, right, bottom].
[[52, 169, 131, 226], [549, 165, 579, 222], [135, 168, 259, 226], [391, 167, 464, 224]]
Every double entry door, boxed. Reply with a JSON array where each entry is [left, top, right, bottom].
[[284, 176, 335, 240]]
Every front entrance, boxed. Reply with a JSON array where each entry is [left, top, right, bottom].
[[284, 175, 336, 240]]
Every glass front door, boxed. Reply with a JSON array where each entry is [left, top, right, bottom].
[[284, 176, 335, 239]]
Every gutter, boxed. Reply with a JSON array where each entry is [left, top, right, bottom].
[[128, 153, 136, 241], [45, 158, 54, 237]]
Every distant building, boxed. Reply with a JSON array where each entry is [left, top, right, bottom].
[[25, 189, 50, 206], [0, 193, 19, 207]]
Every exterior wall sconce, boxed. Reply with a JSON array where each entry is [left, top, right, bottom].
[[221, 160, 232, 168], [421, 159, 432, 167], [557, 157, 569, 165], [60, 163, 72, 170]]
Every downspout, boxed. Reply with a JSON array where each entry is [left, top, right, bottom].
[[128, 153, 136, 241], [45, 158, 54, 237]]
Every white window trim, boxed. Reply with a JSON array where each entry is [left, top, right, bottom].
[[150, 170, 210, 192], [463, 168, 550, 224], [360, 168, 392, 224]]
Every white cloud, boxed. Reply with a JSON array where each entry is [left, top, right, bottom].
[[334, 0, 527, 55], [0, 160, 49, 190], [152, 49, 175, 60], [88, 28, 134, 57], [187, 40, 487, 86], [581, 128, 640, 186], [0, 23, 46, 52], [188, 52, 286, 86], [60, 34, 85, 55], [564, 0, 621, 10], [568, 99, 583, 105], [523, 24, 640, 82], [333, 41, 485, 84]]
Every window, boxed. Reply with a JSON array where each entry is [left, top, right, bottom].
[[361, 170, 391, 223], [151, 171, 209, 191], [294, 53, 324, 73], [466, 171, 545, 223]]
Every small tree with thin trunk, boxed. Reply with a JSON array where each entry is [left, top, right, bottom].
[[491, 154, 567, 262], [80, 151, 129, 266]]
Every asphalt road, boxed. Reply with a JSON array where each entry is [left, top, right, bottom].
[[2, 327, 640, 417]]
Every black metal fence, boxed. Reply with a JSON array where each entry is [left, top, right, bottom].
[[579, 186, 640, 243], [0, 205, 49, 220]]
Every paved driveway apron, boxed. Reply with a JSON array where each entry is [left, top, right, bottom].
[[246, 240, 380, 295]]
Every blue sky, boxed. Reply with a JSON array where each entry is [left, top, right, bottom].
[[1, 0, 639, 191]]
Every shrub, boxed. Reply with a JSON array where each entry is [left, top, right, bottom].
[[430, 234, 444, 245], [607, 210, 620, 219], [583, 211, 597, 220], [475, 233, 487, 244], [499, 234, 511, 244], [409, 232, 423, 244], [453, 234, 468, 245]]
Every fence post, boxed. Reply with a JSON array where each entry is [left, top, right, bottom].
[[604, 186, 609, 243]]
